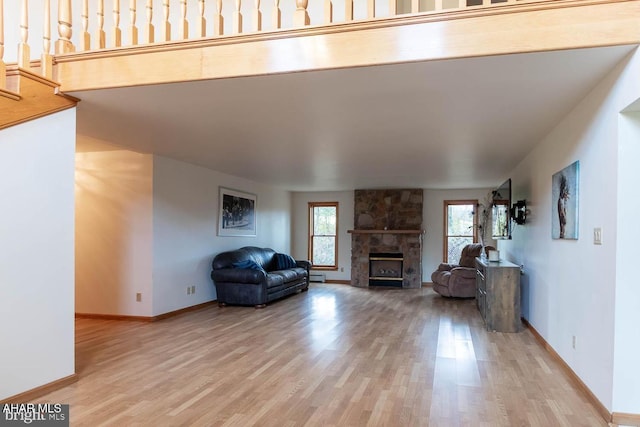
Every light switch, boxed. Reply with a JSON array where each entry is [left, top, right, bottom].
[[594, 227, 602, 245]]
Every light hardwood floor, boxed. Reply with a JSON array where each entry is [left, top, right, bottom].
[[39, 284, 605, 426]]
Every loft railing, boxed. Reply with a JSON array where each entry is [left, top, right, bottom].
[[1, 0, 542, 91]]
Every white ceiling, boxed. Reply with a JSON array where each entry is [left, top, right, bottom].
[[73, 45, 635, 191]]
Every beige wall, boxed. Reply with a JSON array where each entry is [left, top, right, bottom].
[[75, 148, 154, 316]]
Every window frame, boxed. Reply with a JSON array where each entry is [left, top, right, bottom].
[[442, 200, 479, 263], [308, 202, 339, 270]]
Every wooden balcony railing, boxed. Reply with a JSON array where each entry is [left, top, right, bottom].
[[1, 0, 548, 90]]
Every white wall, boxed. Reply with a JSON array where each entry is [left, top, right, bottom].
[[423, 188, 497, 276], [75, 147, 292, 317], [152, 155, 292, 315], [612, 111, 640, 413], [75, 148, 154, 316], [0, 109, 76, 400], [291, 191, 354, 281], [499, 49, 640, 413]]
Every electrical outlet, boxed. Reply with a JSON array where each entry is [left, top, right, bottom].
[[136, 293, 142, 302], [191, 285, 196, 294], [572, 335, 577, 349]]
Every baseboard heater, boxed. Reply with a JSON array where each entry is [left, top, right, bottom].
[[309, 273, 326, 283]]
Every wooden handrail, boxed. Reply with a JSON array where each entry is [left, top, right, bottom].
[[2, 0, 630, 88]]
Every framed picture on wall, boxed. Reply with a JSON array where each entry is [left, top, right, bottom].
[[218, 187, 257, 237], [552, 161, 579, 240]]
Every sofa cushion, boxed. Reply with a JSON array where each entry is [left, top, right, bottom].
[[275, 253, 297, 270], [269, 268, 305, 283], [232, 259, 264, 271], [265, 273, 285, 289]]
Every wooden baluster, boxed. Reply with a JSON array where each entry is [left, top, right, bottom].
[[411, 0, 419, 13], [272, 0, 281, 29], [294, 0, 309, 26], [130, 0, 138, 45], [162, 0, 171, 41], [180, 0, 188, 39], [80, 0, 90, 50], [145, 0, 154, 43], [113, 0, 122, 47], [0, 0, 5, 89], [389, 0, 396, 16], [252, 0, 261, 31], [56, 0, 74, 53], [435, 0, 443, 10], [213, 0, 224, 35], [233, 0, 243, 33], [197, 0, 206, 37], [42, 0, 53, 78], [367, 0, 375, 18], [95, 0, 105, 49], [324, 0, 333, 24], [345, 0, 353, 22], [18, 0, 30, 69]]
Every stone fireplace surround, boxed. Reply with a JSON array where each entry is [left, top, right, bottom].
[[349, 189, 424, 289]]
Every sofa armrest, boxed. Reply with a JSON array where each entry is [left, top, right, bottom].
[[296, 260, 312, 271], [211, 268, 266, 284], [450, 266, 477, 280]]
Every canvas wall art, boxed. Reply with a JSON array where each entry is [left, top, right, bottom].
[[218, 187, 257, 237], [552, 161, 579, 240]]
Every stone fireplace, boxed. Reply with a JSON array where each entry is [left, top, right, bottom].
[[349, 189, 424, 289]]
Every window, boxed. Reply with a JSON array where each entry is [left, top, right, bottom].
[[308, 202, 338, 269], [443, 200, 478, 263]]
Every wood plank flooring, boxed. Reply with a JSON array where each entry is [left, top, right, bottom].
[[38, 284, 605, 426]]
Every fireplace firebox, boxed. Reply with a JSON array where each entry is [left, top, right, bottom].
[[369, 253, 403, 287]]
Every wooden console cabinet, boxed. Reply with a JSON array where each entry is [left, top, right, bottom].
[[475, 258, 522, 333]]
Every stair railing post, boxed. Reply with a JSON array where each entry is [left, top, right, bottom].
[[180, 0, 188, 39], [162, 0, 171, 41], [42, 0, 53, 78], [233, 0, 243, 33], [145, 0, 154, 43], [113, 0, 122, 47], [197, 0, 206, 37], [130, 0, 139, 45], [213, 0, 224, 35], [95, 0, 105, 49], [56, 0, 75, 53], [252, 0, 262, 31], [324, 0, 333, 24], [18, 0, 30, 69], [81, 0, 90, 50], [294, 0, 310, 26], [272, 0, 281, 29]]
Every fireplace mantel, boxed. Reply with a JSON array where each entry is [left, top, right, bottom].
[[348, 229, 425, 235]]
